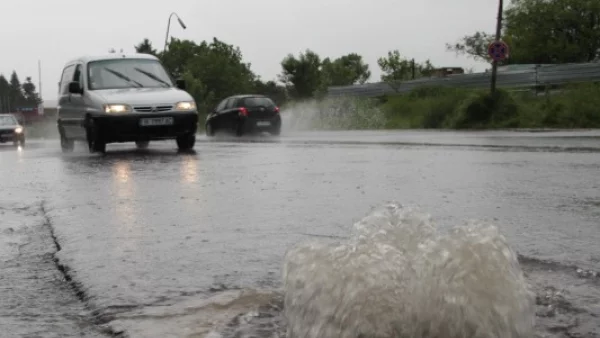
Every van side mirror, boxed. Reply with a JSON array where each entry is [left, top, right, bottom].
[[68, 81, 83, 94], [176, 79, 186, 90]]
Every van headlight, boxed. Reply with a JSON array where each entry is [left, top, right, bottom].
[[104, 104, 132, 113], [15, 126, 23, 133], [175, 101, 196, 111]]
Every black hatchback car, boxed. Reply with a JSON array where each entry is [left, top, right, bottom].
[[0, 114, 25, 146], [205, 95, 281, 136]]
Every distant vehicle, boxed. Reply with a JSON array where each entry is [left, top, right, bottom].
[[57, 53, 198, 154], [0, 114, 25, 147], [205, 94, 281, 137]]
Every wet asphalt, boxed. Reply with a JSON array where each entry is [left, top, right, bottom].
[[1, 129, 599, 337]]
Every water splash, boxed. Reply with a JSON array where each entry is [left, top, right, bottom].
[[281, 96, 387, 132], [283, 202, 536, 338]]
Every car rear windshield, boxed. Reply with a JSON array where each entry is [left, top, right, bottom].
[[0, 115, 17, 126], [241, 97, 275, 108]]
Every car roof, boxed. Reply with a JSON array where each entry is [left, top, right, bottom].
[[63, 53, 159, 66]]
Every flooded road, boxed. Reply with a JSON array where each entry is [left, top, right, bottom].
[[0, 130, 599, 337]]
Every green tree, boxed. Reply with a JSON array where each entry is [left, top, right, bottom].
[[157, 37, 259, 113], [254, 79, 289, 106], [417, 60, 436, 77], [447, 0, 600, 64], [8, 71, 25, 111], [0, 75, 9, 113], [321, 53, 371, 86], [279, 49, 323, 99], [22, 77, 41, 105], [135, 38, 158, 56], [446, 31, 495, 62], [377, 50, 435, 91], [159, 38, 202, 79]]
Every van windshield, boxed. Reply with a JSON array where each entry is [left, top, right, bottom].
[[87, 59, 174, 90]]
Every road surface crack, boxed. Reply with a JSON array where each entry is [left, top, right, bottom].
[[39, 200, 126, 337]]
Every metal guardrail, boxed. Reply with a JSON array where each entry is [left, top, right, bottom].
[[326, 63, 600, 97]]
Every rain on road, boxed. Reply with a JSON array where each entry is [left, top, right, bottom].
[[1, 130, 599, 337]]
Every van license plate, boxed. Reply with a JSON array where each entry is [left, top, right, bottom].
[[256, 121, 271, 127], [140, 117, 174, 126]]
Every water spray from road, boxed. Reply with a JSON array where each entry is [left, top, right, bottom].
[[280, 96, 387, 132], [24, 119, 59, 140]]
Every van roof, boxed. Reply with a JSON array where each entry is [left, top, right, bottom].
[[64, 53, 159, 66]]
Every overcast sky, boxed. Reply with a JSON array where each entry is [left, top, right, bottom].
[[1, 0, 500, 105]]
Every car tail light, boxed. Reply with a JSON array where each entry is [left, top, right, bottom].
[[274, 106, 280, 113], [239, 107, 248, 116]]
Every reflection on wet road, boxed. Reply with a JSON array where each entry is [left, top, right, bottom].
[[0, 130, 599, 337]]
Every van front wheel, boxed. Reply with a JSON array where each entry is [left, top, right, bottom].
[[60, 133, 74, 152], [86, 118, 106, 154], [136, 141, 149, 149], [176, 133, 195, 151], [59, 125, 74, 152]]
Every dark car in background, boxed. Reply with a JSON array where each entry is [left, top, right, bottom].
[[0, 114, 25, 147], [205, 95, 281, 137]]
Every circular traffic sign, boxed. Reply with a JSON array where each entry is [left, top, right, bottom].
[[487, 41, 509, 62]]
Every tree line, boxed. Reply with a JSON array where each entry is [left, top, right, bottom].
[[447, 0, 599, 64], [0, 72, 42, 113], [135, 0, 597, 113], [134, 37, 436, 113]]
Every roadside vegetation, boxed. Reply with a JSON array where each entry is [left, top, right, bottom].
[[381, 83, 600, 129], [281, 83, 600, 130], [2, 0, 598, 130]]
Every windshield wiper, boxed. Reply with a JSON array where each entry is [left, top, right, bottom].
[[134, 68, 171, 88], [102, 67, 144, 88]]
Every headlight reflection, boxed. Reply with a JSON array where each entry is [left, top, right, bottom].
[[180, 156, 198, 183]]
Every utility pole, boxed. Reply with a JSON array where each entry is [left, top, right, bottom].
[[38, 60, 43, 102], [490, 0, 504, 95]]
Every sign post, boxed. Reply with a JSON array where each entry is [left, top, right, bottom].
[[489, 0, 506, 95]]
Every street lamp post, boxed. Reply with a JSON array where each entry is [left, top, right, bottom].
[[164, 12, 187, 52]]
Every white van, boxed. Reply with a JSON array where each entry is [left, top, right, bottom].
[[57, 53, 198, 153]]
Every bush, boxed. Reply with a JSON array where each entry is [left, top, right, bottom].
[[449, 89, 519, 129], [381, 86, 471, 129]]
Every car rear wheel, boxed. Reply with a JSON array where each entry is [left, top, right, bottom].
[[86, 118, 106, 154], [271, 126, 281, 136], [205, 122, 215, 137], [176, 133, 195, 151], [135, 140, 149, 149], [235, 122, 244, 137]]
